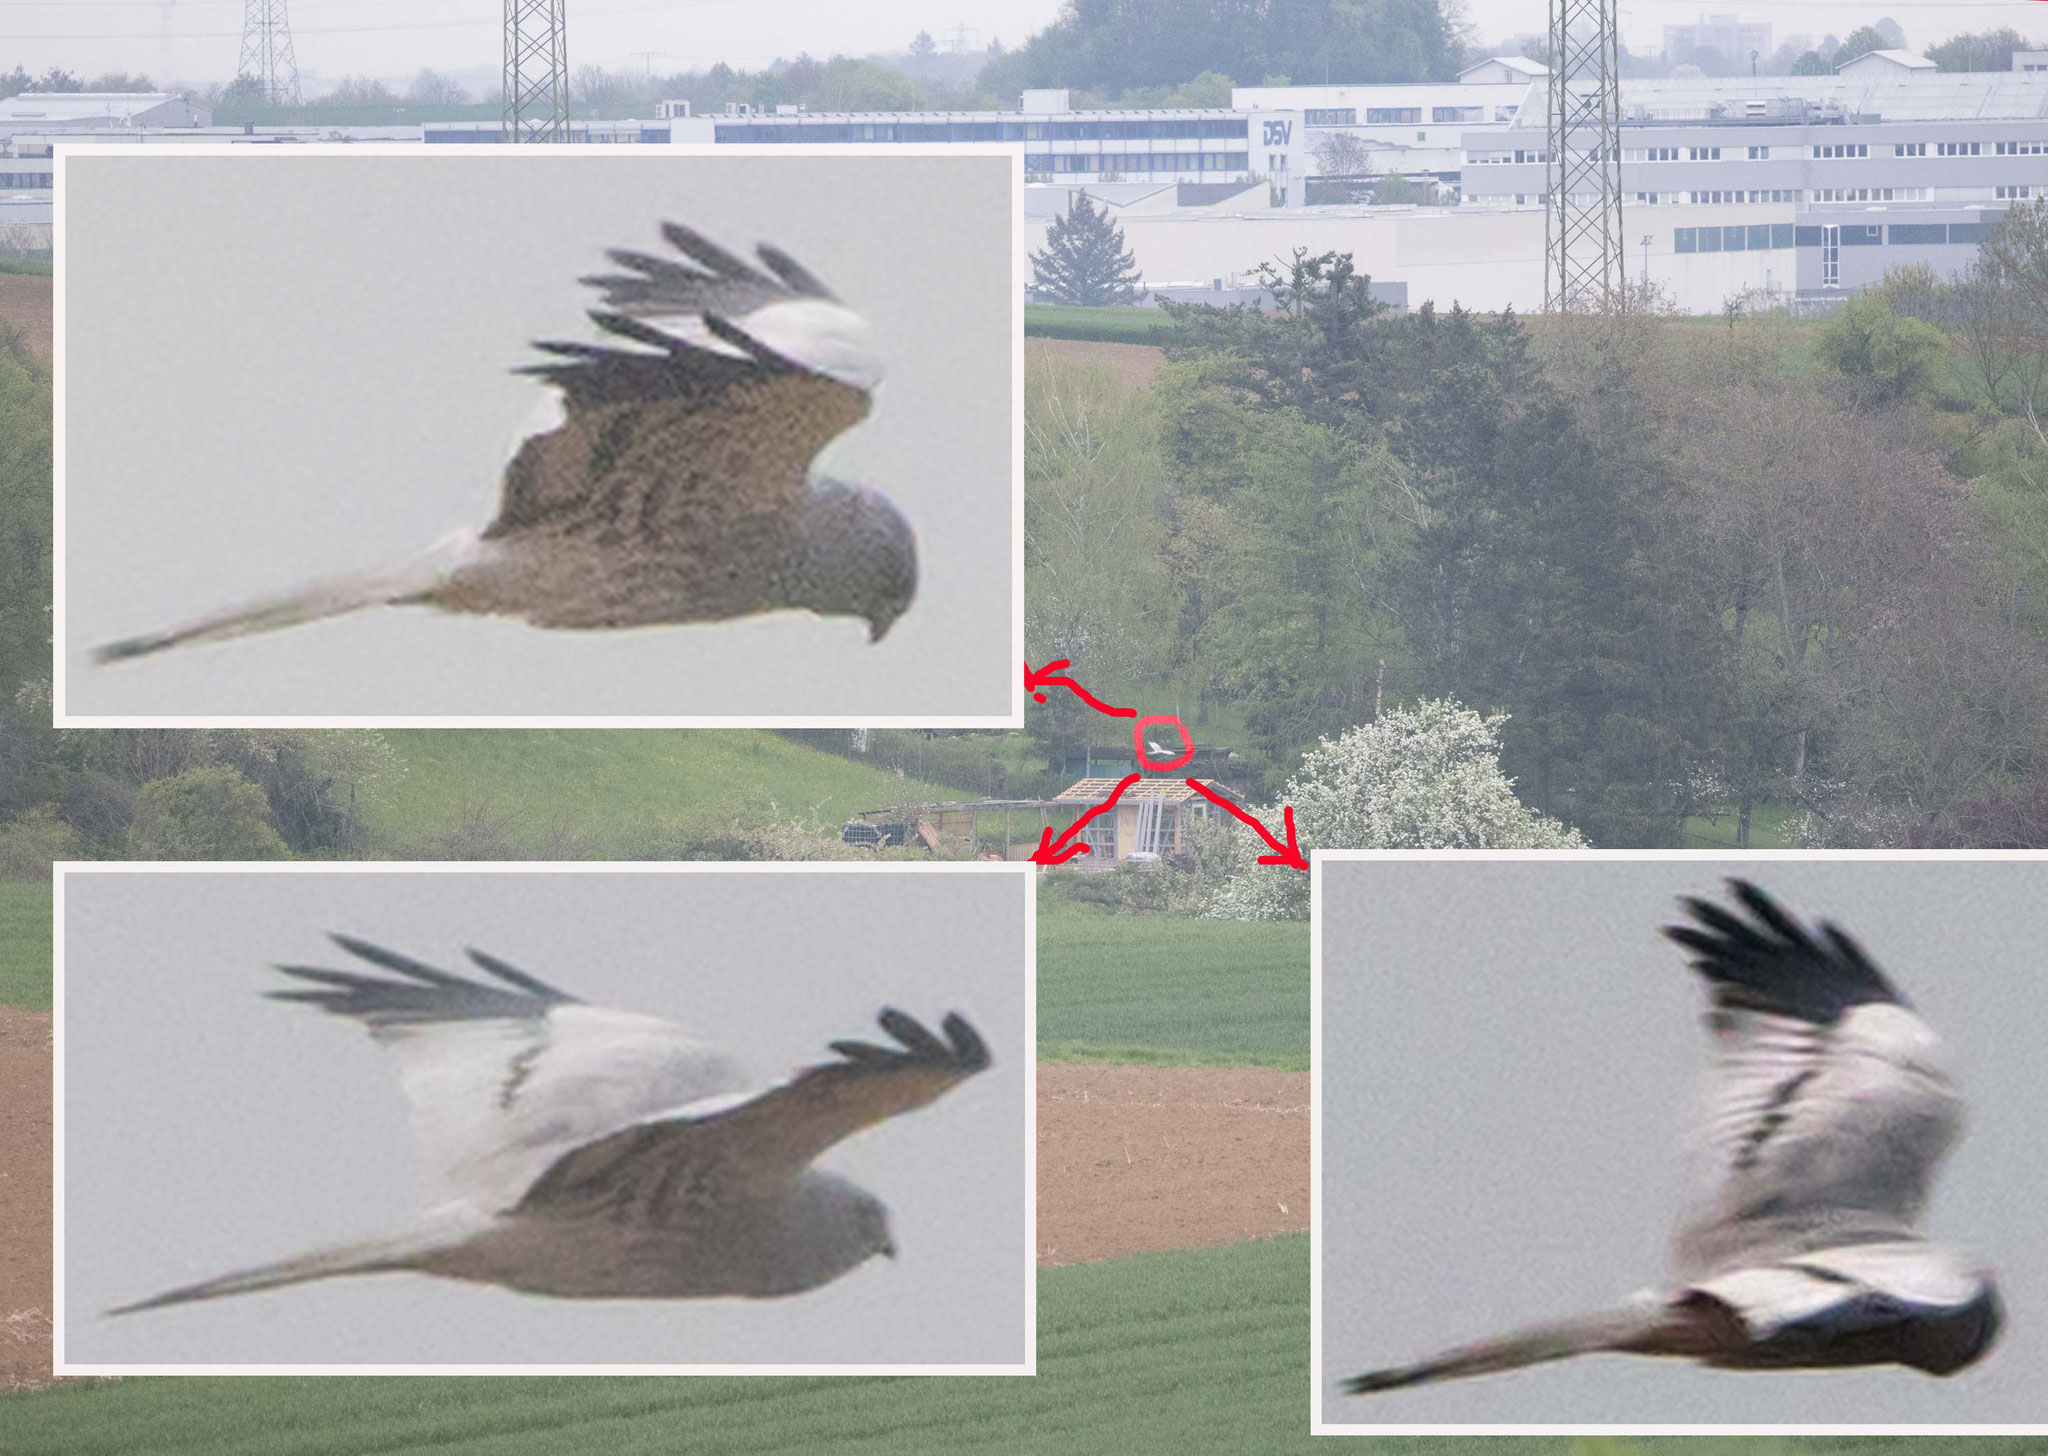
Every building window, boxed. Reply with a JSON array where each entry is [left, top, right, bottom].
[[1747, 145, 1769, 159], [1688, 145, 1722, 160], [1889, 223, 1949, 244], [1365, 107, 1421, 125], [1811, 143, 1869, 159], [1674, 227, 1696, 253], [1895, 142, 1927, 156], [1999, 184, 2034, 199], [1822, 225, 1839, 288], [1996, 141, 2048, 155], [1303, 108, 1355, 126], [1936, 141, 1981, 157], [1432, 106, 1484, 123]]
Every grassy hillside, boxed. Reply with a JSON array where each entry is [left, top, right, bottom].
[[0, 881, 50, 1010], [1037, 904, 1310, 1069], [366, 730, 977, 855]]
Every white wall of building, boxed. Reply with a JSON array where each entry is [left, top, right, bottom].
[[1028, 194, 1793, 314]]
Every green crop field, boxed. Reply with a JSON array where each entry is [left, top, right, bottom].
[[2, 1237, 1306, 1454], [0, 880, 51, 1010], [11, 1233, 2036, 1456], [366, 730, 976, 856], [1024, 303, 1173, 345], [1036, 905, 1310, 1069]]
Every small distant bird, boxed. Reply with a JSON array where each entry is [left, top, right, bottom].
[[1146, 738, 1174, 758], [94, 222, 916, 663], [1343, 879, 2000, 1394], [113, 936, 989, 1312]]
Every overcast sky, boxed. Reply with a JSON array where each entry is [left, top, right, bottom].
[[1318, 855, 2048, 1428], [63, 866, 1031, 1369], [3, 3, 2038, 92]]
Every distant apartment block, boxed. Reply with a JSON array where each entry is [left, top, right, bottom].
[[1663, 13, 1772, 65]]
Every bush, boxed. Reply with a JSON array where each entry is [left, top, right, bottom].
[[1205, 700, 1586, 921], [0, 804, 80, 879], [1815, 291, 1948, 406], [128, 765, 288, 859]]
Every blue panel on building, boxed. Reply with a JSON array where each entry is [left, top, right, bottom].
[[1747, 224, 1773, 250], [1674, 227, 1696, 253], [1795, 225, 1823, 247], [1698, 227, 1722, 253], [1771, 223, 1796, 249], [1888, 224, 1948, 244], [1840, 225, 1883, 246]]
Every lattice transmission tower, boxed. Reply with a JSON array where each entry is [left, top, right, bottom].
[[504, 0, 570, 143], [236, 0, 301, 107], [1544, 0, 1624, 311]]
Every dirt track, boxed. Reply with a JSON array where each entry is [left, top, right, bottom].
[[0, 1038, 1308, 1388], [0, 1007, 51, 1392]]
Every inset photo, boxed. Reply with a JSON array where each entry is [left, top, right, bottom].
[[1313, 852, 2048, 1433], [57, 862, 1033, 1374], [56, 146, 1021, 725]]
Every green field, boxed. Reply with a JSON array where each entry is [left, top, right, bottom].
[[1025, 303, 1173, 345], [367, 730, 976, 856], [12, 1232, 2043, 1456], [1036, 905, 1310, 1069], [0, 880, 51, 1009], [1679, 802, 1798, 849], [2, 1237, 1308, 1453]]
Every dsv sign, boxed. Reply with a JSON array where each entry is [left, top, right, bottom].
[[1262, 119, 1292, 146]]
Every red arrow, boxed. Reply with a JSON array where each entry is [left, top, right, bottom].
[[1184, 779, 1309, 871], [1025, 659, 1138, 718], [1030, 772, 1143, 866]]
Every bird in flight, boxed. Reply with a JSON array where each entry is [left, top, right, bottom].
[[113, 935, 990, 1312], [1343, 878, 2000, 1394], [94, 222, 917, 663]]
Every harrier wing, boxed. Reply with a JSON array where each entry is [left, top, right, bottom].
[[488, 223, 875, 546], [1660, 880, 1961, 1279], [514, 1008, 991, 1220], [271, 935, 750, 1215]]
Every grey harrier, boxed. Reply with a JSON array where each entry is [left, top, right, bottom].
[[94, 223, 916, 662], [1343, 879, 1999, 1394], [114, 936, 988, 1311]]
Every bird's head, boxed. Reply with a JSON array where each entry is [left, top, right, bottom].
[[791, 479, 918, 642]]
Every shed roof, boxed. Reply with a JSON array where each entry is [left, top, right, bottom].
[[1055, 776, 1230, 803]]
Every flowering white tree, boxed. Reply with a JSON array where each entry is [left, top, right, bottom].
[[1204, 699, 1587, 921]]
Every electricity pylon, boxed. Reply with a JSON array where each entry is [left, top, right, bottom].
[[236, 0, 301, 107], [504, 0, 570, 143], [1544, 0, 1624, 311]]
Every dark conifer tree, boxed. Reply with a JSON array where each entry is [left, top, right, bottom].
[[1030, 193, 1145, 306]]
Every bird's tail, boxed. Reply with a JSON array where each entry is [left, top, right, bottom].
[[92, 529, 483, 664], [107, 1224, 459, 1316], [1342, 1302, 1701, 1394]]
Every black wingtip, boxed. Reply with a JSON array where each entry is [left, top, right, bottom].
[[1666, 879, 1905, 1023]]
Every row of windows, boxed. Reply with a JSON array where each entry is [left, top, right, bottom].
[[1810, 186, 1931, 201], [1997, 141, 2048, 155], [1675, 224, 1797, 253], [712, 118, 1247, 144], [1676, 221, 1992, 252], [1998, 184, 2035, 198], [1026, 152, 1250, 174], [1813, 143, 1868, 158], [0, 172, 50, 188]]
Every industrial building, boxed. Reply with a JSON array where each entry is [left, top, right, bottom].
[[14, 55, 2048, 304]]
